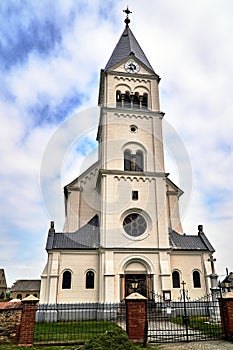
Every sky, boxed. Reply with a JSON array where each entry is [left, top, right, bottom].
[[0, 0, 233, 288]]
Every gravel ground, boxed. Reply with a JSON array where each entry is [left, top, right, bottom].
[[157, 340, 233, 349]]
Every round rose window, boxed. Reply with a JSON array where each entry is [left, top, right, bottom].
[[123, 213, 147, 237]]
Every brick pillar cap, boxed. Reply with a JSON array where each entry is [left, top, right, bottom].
[[126, 292, 147, 300], [22, 294, 39, 303], [222, 292, 233, 299]]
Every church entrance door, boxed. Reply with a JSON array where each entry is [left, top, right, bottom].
[[125, 274, 147, 298]]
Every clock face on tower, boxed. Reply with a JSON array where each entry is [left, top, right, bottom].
[[124, 60, 140, 73]]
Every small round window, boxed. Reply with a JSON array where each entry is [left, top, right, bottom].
[[130, 125, 138, 133], [123, 213, 147, 237]]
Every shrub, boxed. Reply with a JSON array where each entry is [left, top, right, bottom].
[[82, 327, 137, 350]]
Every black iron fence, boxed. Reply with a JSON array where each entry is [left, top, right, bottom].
[[147, 299, 222, 343], [34, 297, 223, 345], [34, 302, 126, 344]]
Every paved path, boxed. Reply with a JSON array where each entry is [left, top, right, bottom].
[[148, 320, 206, 342], [157, 340, 233, 349]]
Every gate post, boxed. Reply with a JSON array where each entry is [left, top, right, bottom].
[[18, 295, 39, 346], [219, 292, 233, 341], [125, 292, 147, 344]]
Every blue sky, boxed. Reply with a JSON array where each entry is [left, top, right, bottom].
[[1, 0, 233, 287]]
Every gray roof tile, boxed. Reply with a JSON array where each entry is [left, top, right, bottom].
[[169, 230, 215, 252], [11, 280, 41, 292], [46, 215, 99, 250], [105, 26, 154, 72]]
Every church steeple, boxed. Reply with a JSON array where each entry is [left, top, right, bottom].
[[104, 9, 154, 73]]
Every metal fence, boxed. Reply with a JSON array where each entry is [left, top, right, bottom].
[[34, 298, 223, 345], [34, 302, 126, 345], [147, 299, 222, 343]]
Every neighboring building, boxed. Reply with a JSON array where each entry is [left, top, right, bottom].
[[10, 280, 41, 300], [40, 10, 217, 304], [0, 269, 7, 299], [220, 271, 233, 293]]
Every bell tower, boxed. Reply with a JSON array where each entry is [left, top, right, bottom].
[[96, 9, 182, 253]]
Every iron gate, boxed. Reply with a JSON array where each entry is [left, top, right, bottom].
[[147, 293, 222, 343]]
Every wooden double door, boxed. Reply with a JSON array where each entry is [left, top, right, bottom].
[[120, 274, 154, 300]]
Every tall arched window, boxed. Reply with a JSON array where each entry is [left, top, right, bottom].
[[193, 271, 201, 288], [124, 150, 131, 171], [136, 151, 143, 171], [142, 93, 148, 109], [62, 271, 71, 289], [116, 90, 122, 107], [172, 271, 180, 288], [124, 150, 144, 172], [133, 92, 140, 109], [125, 91, 131, 108], [86, 271, 95, 289]]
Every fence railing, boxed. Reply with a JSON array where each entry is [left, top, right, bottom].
[[34, 299, 223, 345], [34, 302, 126, 344], [147, 300, 222, 343]]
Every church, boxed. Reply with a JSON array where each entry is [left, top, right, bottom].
[[40, 10, 216, 304]]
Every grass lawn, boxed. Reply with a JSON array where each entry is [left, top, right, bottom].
[[0, 320, 163, 349], [171, 316, 222, 338], [34, 320, 121, 343]]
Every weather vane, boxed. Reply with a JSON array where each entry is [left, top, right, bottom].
[[123, 6, 132, 27]]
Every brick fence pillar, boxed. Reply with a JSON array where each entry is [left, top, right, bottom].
[[125, 292, 147, 344], [18, 295, 39, 346], [219, 292, 233, 341]]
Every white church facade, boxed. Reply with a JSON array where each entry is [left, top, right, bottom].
[[40, 11, 216, 304]]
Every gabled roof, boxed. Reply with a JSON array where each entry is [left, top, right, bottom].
[[46, 215, 100, 250], [169, 230, 215, 252], [10, 280, 41, 292], [105, 25, 154, 72]]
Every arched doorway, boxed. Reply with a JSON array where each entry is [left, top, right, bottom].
[[125, 273, 147, 297], [120, 260, 154, 301]]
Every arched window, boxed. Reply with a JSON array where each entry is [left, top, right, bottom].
[[116, 90, 122, 107], [124, 91, 131, 108], [133, 92, 140, 109], [136, 151, 143, 171], [86, 271, 95, 289], [124, 150, 144, 172], [124, 150, 131, 171], [172, 271, 180, 288], [193, 271, 201, 288], [62, 271, 71, 289], [142, 93, 148, 109], [17, 294, 22, 300]]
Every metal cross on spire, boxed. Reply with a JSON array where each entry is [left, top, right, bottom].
[[123, 6, 132, 27]]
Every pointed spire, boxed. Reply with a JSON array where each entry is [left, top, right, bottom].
[[105, 24, 154, 72]]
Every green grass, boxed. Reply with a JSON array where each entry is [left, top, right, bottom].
[[34, 320, 121, 343], [171, 316, 222, 337]]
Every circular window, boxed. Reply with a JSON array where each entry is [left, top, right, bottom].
[[130, 125, 138, 133], [123, 213, 147, 237]]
